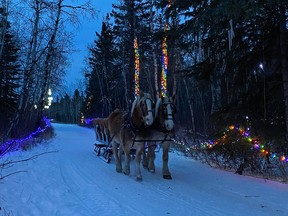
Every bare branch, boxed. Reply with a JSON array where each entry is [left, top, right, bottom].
[[0, 171, 28, 180], [0, 150, 58, 168]]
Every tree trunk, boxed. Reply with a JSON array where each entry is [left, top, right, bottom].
[[0, 0, 8, 60], [210, 71, 222, 114], [149, 0, 159, 99], [184, 78, 196, 141], [38, 0, 63, 117], [5, 0, 41, 139]]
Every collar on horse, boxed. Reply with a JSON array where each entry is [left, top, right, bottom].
[[123, 113, 145, 134]]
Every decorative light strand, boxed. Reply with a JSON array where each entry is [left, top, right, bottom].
[[0, 117, 51, 157], [161, 35, 168, 97], [209, 125, 288, 163], [134, 37, 140, 98], [160, 0, 172, 98], [172, 123, 288, 163], [84, 118, 94, 125]]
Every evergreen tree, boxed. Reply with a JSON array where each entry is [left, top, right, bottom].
[[0, 17, 22, 138], [111, 0, 152, 107], [84, 15, 118, 118]]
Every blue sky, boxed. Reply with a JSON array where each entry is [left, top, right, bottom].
[[64, 0, 116, 92]]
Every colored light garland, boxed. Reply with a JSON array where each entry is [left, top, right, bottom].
[[161, 34, 168, 98], [84, 117, 94, 125], [210, 125, 288, 163], [0, 117, 51, 157], [172, 124, 288, 163], [134, 37, 140, 98], [160, 0, 172, 98]]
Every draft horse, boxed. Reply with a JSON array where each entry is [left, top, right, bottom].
[[107, 92, 154, 181], [142, 94, 176, 179]]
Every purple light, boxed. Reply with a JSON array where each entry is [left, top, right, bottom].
[[0, 117, 51, 157], [84, 118, 94, 125], [244, 132, 250, 137], [254, 144, 260, 149]]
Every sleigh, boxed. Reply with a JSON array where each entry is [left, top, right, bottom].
[[93, 124, 169, 164]]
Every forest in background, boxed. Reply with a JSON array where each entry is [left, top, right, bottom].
[[80, 0, 288, 151], [1, 0, 288, 164]]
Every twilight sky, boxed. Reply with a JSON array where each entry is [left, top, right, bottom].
[[64, 0, 116, 93]]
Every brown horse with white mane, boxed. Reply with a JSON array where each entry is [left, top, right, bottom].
[[142, 94, 176, 179], [107, 92, 154, 181]]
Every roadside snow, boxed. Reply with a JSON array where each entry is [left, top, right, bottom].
[[1, 123, 288, 216]]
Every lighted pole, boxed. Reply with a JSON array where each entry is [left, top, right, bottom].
[[160, 0, 172, 98], [134, 37, 140, 98]]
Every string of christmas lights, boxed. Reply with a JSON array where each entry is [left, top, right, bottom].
[[171, 123, 288, 163], [214, 125, 288, 162], [84, 118, 94, 125], [0, 117, 51, 157], [210, 125, 288, 163], [134, 37, 140, 97], [161, 34, 168, 98], [160, 1, 171, 98]]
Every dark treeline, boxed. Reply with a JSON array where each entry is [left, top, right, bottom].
[[48, 89, 84, 124], [1, 0, 288, 152], [83, 0, 288, 150]]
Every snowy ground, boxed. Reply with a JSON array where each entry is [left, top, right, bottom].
[[1, 123, 288, 216]]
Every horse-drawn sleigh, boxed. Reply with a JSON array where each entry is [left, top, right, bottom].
[[92, 91, 176, 181]]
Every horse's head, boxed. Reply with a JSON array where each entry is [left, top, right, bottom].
[[155, 94, 176, 131], [131, 92, 155, 126]]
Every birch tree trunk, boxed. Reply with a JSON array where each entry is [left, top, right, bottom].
[[38, 0, 63, 115], [6, 0, 41, 139]]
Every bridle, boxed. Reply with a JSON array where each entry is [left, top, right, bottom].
[[161, 101, 175, 121], [139, 96, 154, 118]]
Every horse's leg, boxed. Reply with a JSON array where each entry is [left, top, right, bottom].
[[112, 140, 122, 173], [142, 142, 148, 169], [122, 135, 132, 176], [162, 141, 172, 179], [135, 142, 144, 181], [147, 143, 156, 173]]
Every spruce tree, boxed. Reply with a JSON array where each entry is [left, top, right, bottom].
[[84, 15, 117, 118], [0, 18, 22, 138]]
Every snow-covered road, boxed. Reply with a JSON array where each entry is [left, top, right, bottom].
[[1, 123, 288, 216]]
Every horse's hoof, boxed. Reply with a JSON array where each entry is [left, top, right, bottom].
[[136, 175, 143, 182], [163, 174, 172, 179], [124, 171, 130, 176], [116, 168, 122, 173], [142, 164, 148, 169], [148, 168, 155, 173]]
